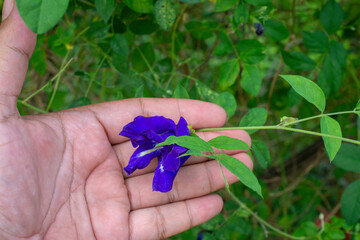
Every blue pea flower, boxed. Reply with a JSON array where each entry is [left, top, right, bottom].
[[254, 22, 264, 36], [120, 116, 191, 192]]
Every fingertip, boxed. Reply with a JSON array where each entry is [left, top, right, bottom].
[[192, 194, 224, 223], [209, 194, 224, 215]]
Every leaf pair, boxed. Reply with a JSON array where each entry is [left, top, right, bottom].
[[157, 135, 263, 198], [281, 75, 342, 161]]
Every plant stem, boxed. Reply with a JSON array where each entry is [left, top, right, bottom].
[[171, 4, 187, 67], [17, 100, 47, 114], [197, 125, 360, 145], [46, 52, 70, 112], [280, 110, 359, 127], [22, 58, 74, 103], [226, 190, 308, 240], [84, 55, 107, 98], [135, 46, 161, 87]]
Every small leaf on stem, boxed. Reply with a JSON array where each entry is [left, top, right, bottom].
[[281, 75, 326, 113], [208, 136, 249, 151], [321, 116, 342, 161], [215, 154, 263, 198]]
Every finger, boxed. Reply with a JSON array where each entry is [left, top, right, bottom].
[[114, 130, 251, 178], [79, 98, 227, 144], [0, 0, 36, 117], [129, 194, 223, 240], [126, 153, 253, 210]]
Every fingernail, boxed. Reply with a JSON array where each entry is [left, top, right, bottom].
[[2, 0, 14, 21]]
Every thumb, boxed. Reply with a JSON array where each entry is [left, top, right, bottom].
[[0, 0, 36, 118]]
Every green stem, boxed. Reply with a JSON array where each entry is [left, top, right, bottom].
[[17, 100, 47, 114], [227, 190, 308, 240], [22, 58, 74, 103], [280, 110, 359, 127], [135, 46, 161, 87], [171, 4, 187, 67], [196, 126, 360, 145], [45, 26, 89, 112], [84, 55, 107, 98], [46, 53, 71, 112], [217, 153, 307, 239]]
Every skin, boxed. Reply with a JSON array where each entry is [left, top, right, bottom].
[[0, 0, 252, 239]]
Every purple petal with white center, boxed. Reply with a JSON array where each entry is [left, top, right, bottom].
[[124, 145, 162, 175], [152, 163, 177, 192]]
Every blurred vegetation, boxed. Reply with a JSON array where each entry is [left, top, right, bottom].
[[1, 0, 360, 239]]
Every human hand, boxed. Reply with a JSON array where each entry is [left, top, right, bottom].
[[0, 1, 252, 239]]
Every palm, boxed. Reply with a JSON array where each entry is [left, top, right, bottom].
[[0, 110, 124, 238], [0, 2, 252, 240]]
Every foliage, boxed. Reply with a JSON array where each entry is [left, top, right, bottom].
[[5, 0, 360, 238]]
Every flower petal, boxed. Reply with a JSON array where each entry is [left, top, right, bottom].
[[162, 145, 189, 172], [124, 145, 162, 175], [152, 163, 177, 193], [120, 116, 177, 147], [162, 148, 181, 172], [176, 116, 190, 136]]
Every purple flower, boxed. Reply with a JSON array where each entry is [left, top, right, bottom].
[[254, 22, 264, 36], [120, 116, 191, 192]]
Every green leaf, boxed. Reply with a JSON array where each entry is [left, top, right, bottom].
[[173, 84, 190, 99], [30, 36, 47, 75], [129, 20, 158, 35], [302, 30, 329, 53], [218, 59, 240, 90], [321, 116, 342, 161], [332, 143, 360, 173], [320, 0, 344, 35], [281, 75, 326, 112], [124, 0, 154, 13], [110, 34, 129, 57], [318, 55, 342, 97], [214, 31, 233, 56], [214, 0, 237, 12], [241, 64, 262, 96], [236, 39, 265, 64], [232, 4, 249, 25], [69, 97, 91, 108], [179, 0, 200, 3], [281, 51, 316, 71], [317, 41, 346, 96], [195, 81, 219, 102], [208, 136, 249, 151], [239, 108, 268, 135], [341, 179, 360, 225], [264, 20, 289, 41], [355, 99, 360, 110], [112, 53, 129, 73], [134, 84, 144, 98], [156, 135, 214, 152], [215, 154, 262, 197], [244, 0, 272, 6], [185, 21, 217, 39], [95, 0, 114, 23], [252, 140, 271, 169], [131, 42, 156, 72], [329, 41, 347, 69], [154, 0, 176, 31], [214, 92, 237, 119], [15, 0, 70, 34]]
